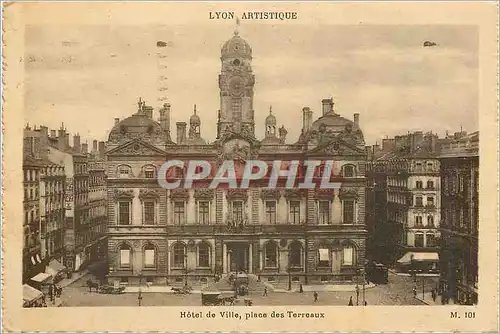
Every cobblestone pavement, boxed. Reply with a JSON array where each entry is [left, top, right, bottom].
[[60, 272, 436, 307]]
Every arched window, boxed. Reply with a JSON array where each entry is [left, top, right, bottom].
[[198, 242, 211, 268], [415, 216, 423, 227], [117, 165, 132, 179], [427, 215, 434, 227], [415, 233, 424, 247], [264, 242, 278, 268], [342, 243, 355, 266], [289, 242, 302, 267], [342, 165, 355, 178], [416, 181, 423, 189], [415, 196, 423, 206], [172, 243, 186, 268], [143, 244, 156, 268], [119, 244, 132, 268], [426, 180, 434, 189]]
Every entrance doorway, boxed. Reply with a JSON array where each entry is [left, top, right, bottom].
[[228, 243, 248, 272]]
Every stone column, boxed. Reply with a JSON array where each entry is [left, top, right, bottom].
[[222, 243, 227, 274], [333, 189, 342, 224], [248, 244, 253, 273]]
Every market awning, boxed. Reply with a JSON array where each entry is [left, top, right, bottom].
[[46, 259, 67, 276], [30, 272, 52, 283], [23, 284, 43, 303], [397, 252, 439, 264]]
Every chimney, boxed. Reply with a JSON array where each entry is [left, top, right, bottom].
[[81, 142, 88, 154], [143, 105, 153, 119], [159, 103, 171, 137], [98, 141, 105, 159], [114, 118, 120, 125], [176, 122, 187, 144], [51, 130, 56, 138], [321, 98, 333, 116], [57, 127, 66, 151], [92, 140, 98, 153], [73, 133, 81, 152], [353, 113, 359, 126], [302, 107, 313, 132], [65, 134, 70, 150]]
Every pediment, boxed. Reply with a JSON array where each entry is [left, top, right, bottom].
[[107, 139, 167, 157], [307, 138, 365, 156]]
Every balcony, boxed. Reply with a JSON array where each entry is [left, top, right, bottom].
[[108, 225, 166, 235]]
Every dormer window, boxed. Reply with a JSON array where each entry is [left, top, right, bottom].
[[144, 165, 156, 179], [118, 165, 131, 179], [342, 165, 355, 178]]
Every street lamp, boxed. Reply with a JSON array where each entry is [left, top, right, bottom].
[[286, 266, 292, 291], [138, 273, 143, 306], [361, 269, 366, 305], [355, 269, 360, 305], [184, 254, 188, 287]]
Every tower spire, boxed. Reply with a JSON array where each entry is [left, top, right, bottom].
[[234, 17, 240, 36]]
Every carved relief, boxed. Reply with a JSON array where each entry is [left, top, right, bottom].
[[284, 189, 305, 199], [226, 189, 248, 200], [113, 189, 134, 200], [339, 187, 359, 199], [194, 188, 215, 200], [315, 189, 335, 199], [260, 188, 281, 200], [139, 189, 162, 199], [170, 188, 190, 200]]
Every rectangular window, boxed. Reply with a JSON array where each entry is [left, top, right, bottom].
[[143, 201, 155, 225], [415, 234, 424, 247], [426, 234, 436, 247], [120, 249, 130, 267], [343, 200, 355, 224], [289, 201, 300, 224], [198, 201, 210, 224], [343, 246, 354, 266], [118, 201, 130, 225], [318, 201, 330, 225], [415, 196, 423, 207], [144, 249, 155, 267], [318, 248, 330, 267], [265, 201, 277, 224], [145, 170, 154, 178], [119, 167, 130, 179], [173, 202, 185, 225], [232, 201, 243, 222], [426, 197, 435, 206], [198, 246, 210, 267]]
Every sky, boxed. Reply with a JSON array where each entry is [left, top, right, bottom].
[[24, 21, 478, 146]]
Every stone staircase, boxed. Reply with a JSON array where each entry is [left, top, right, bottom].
[[202, 273, 274, 294]]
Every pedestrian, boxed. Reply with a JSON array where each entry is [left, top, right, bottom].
[[432, 289, 437, 302], [413, 286, 417, 298], [313, 291, 318, 302], [263, 287, 268, 297], [364, 300, 367, 306], [356, 285, 360, 299], [299, 283, 303, 293], [348, 296, 353, 306]]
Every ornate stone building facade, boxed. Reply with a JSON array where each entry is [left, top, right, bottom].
[[439, 131, 479, 305], [106, 32, 367, 287]]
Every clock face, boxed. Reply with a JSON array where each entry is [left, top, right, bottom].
[[229, 76, 244, 96]]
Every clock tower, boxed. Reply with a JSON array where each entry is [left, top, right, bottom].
[[217, 31, 255, 138]]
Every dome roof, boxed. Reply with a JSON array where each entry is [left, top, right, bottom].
[[265, 107, 276, 125], [108, 113, 164, 142], [221, 32, 252, 59], [190, 105, 201, 125], [311, 113, 361, 134]]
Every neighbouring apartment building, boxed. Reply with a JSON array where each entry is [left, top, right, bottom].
[[366, 131, 441, 272], [439, 130, 479, 305], [105, 31, 368, 289], [23, 124, 107, 273]]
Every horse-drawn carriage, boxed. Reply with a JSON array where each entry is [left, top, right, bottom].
[[201, 291, 237, 306], [231, 272, 249, 296], [171, 285, 193, 295], [86, 279, 125, 294]]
